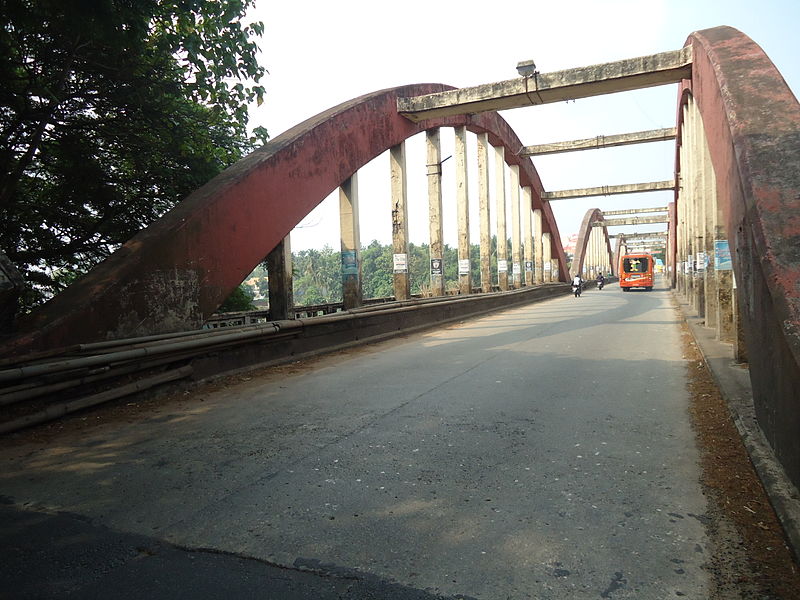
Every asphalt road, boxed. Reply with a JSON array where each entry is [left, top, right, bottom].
[[0, 281, 710, 599]]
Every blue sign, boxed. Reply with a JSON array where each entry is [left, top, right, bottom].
[[341, 250, 358, 275], [714, 240, 732, 271]]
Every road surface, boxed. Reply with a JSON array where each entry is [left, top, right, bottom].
[[1, 282, 710, 599]]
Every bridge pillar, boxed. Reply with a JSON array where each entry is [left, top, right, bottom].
[[677, 104, 690, 298], [477, 132, 492, 292], [523, 187, 534, 286], [533, 209, 543, 284], [680, 95, 740, 350], [542, 232, 553, 282], [510, 164, 522, 288], [339, 174, 362, 310], [690, 97, 706, 318], [426, 129, 445, 297], [267, 235, 294, 320], [455, 126, 472, 295], [390, 141, 411, 301], [696, 100, 718, 331], [494, 146, 509, 290]]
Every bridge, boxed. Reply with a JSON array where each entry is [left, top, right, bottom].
[[1, 26, 799, 598]]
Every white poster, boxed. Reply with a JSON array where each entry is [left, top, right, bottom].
[[497, 259, 508, 273], [544, 261, 552, 271], [393, 253, 407, 273], [458, 259, 471, 275]]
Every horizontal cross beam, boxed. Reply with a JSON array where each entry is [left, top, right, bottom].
[[610, 231, 667, 238], [542, 180, 674, 201], [398, 48, 692, 122], [602, 206, 669, 216], [520, 128, 676, 156], [595, 215, 670, 227]]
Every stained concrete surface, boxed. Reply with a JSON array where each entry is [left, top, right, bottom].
[[1, 283, 709, 599]]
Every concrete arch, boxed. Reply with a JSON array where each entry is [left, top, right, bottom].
[[7, 84, 568, 354], [571, 208, 612, 278], [679, 27, 800, 486]]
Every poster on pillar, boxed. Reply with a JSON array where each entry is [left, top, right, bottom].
[[393, 253, 408, 274], [512, 263, 521, 276], [458, 259, 470, 275], [714, 240, 732, 270], [525, 261, 533, 273], [341, 250, 358, 275], [544, 262, 552, 272], [430, 258, 443, 276], [497, 259, 508, 273], [696, 252, 706, 272]]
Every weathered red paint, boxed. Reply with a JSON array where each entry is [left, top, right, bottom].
[[5, 84, 567, 356], [677, 27, 800, 488], [571, 208, 613, 277]]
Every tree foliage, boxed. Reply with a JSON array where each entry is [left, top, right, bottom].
[[217, 283, 255, 313], [275, 239, 500, 307], [0, 0, 267, 309]]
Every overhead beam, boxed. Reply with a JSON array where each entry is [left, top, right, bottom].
[[611, 231, 667, 238], [595, 215, 670, 227], [520, 128, 676, 156], [602, 206, 669, 216], [542, 180, 674, 201], [398, 48, 692, 122]]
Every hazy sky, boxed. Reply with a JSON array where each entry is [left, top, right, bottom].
[[246, 0, 799, 252]]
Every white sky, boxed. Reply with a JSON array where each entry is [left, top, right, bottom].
[[245, 0, 799, 252]]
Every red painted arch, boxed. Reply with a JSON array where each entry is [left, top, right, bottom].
[[7, 84, 567, 354], [678, 27, 800, 486]]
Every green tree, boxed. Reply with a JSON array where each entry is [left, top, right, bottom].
[[361, 240, 393, 299], [217, 284, 255, 313], [0, 0, 267, 309], [292, 246, 342, 305]]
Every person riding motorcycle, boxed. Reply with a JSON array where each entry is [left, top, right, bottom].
[[596, 272, 605, 290], [572, 274, 583, 297]]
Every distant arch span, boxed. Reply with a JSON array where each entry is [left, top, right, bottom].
[[9, 84, 567, 354], [571, 208, 612, 278]]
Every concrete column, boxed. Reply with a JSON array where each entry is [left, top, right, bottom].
[[510, 164, 521, 288], [688, 100, 698, 309], [390, 141, 410, 301], [494, 146, 509, 291], [477, 132, 492, 292], [267, 235, 293, 320], [542, 232, 552, 282], [426, 129, 445, 297], [339, 174, 362, 309], [679, 104, 691, 298], [455, 126, 471, 295], [522, 187, 533, 286], [691, 97, 705, 317], [533, 209, 543, 284], [695, 103, 717, 330]]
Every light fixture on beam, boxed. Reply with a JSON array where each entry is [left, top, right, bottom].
[[516, 59, 537, 77]]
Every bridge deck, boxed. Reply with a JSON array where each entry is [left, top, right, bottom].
[[0, 282, 771, 597]]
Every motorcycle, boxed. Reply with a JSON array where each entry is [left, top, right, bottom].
[[597, 279, 604, 290], [572, 282, 582, 297]]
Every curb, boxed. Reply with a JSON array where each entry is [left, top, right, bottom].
[[673, 294, 800, 561]]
